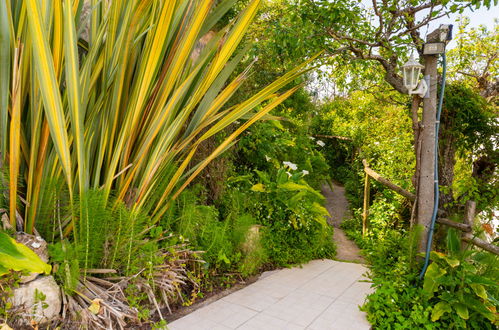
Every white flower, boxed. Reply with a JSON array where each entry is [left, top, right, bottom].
[[374, 141, 380, 145], [234, 120, 240, 125], [283, 161, 298, 170], [309, 136, 316, 140], [265, 155, 271, 162], [302, 170, 309, 176], [286, 171, 292, 178], [316, 140, 325, 147]]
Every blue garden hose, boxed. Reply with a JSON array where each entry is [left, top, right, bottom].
[[419, 53, 447, 280]]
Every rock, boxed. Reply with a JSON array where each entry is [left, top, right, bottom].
[[1, 212, 12, 230], [10, 276, 62, 325], [241, 225, 262, 255], [0, 323, 13, 330], [15, 233, 49, 283]]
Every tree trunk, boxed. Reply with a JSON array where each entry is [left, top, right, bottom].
[[411, 96, 421, 190], [438, 126, 457, 213]]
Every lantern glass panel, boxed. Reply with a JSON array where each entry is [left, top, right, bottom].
[[411, 67, 421, 88], [404, 67, 411, 88]]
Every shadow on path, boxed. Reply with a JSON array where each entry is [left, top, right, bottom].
[[321, 182, 365, 264]]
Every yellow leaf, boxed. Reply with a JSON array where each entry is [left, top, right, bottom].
[[251, 183, 265, 192], [88, 299, 102, 315], [0, 232, 51, 275]]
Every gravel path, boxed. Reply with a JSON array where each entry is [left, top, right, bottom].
[[321, 183, 365, 263]]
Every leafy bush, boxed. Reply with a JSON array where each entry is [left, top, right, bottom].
[[422, 230, 498, 328], [363, 274, 439, 329], [236, 120, 330, 189], [361, 226, 498, 329], [162, 185, 268, 277], [361, 227, 444, 329], [226, 167, 335, 266]]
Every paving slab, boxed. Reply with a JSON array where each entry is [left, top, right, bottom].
[[168, 259, 373, 330]]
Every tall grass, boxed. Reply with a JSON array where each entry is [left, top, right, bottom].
[[0, 0, 316, 235]]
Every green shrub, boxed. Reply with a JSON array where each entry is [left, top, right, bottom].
[[361, 226, 498, 329], [261, 218, 334, 266], [361, 227, 442, 329], [422, 230, 498, 328], [238, 167, 335, 266], [163, 185, 270, 276], [236, 120, 330, 189]]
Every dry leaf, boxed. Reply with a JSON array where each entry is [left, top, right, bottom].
[[482, 223, 493, 235], [88, 298, 102, 314]]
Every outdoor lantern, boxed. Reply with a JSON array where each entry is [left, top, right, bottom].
[[402, 55, 427, 97]]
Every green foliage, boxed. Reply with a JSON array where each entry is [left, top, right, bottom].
[[422, 230, 498, 327], [360, 227, 441, 329], [361, 225, 498, 329], [250, 168, 328, 228], [162, 185, 268, 276], [0, 271, 20, 325], [237, 119, 330, 189], [163, 186, 232, 271], [447, 18, 498, 95], [48, 241, 80, 293], [227, 166, 335, 266], [315, 91, 415, 187], [362, 275, 438, 329], [442, 83, 496, 153], [437, 82, 498, 214], [0, 231, 51, 276], [260, 216, 334, 267]]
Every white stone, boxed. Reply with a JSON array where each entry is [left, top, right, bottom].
[[10, 276, 62, 325]]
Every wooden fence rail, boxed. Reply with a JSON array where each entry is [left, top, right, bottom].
[[362, 160, 499, 256]]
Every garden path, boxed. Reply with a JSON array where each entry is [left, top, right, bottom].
[[168, 183, 372, 330], [167, 260, 372, 329], [321, 182, 365, 263], [167, 183, 372, 330]]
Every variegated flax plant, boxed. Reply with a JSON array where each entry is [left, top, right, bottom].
[[0, 0, 316, 237]]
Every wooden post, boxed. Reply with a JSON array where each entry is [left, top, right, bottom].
[[416, 53, 438, 254], [362, 172, 370, 237], [363, 160, 416, 201], [461, 200, 476, 250]]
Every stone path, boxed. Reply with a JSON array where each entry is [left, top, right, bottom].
[[167, 260, 372, 329], [321, 183, 365, 263], [168, 182, 372, 329]]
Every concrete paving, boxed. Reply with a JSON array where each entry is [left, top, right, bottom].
[[167, 259, 373, 330]]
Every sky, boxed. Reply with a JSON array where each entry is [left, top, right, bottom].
[[444, 4, 498, 29], [359, 0, 498, 49], [426, 3, 498, 48]]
